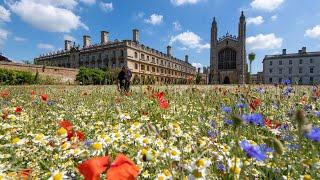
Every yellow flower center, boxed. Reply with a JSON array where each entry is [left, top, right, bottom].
[[35, 134, 44, 140], [92, 142, 102, 150], [171, 150, 177, 156], [196, 159, 205, 167], [134, 134, 141, 139], [163, 169, 171, 176], [57, 128, 67, 136], [61, 142, 69, 149], [304, 175, 312, 180], [11, 137, 20, 144], [230, 166, 241, 174], [115, 133, 120, 138], [53, 172, 63, 180], [141, 149, 148, 155], [158, 176, 165, 180], [192, 170, 203, 178], [143, 138, 149, 144]]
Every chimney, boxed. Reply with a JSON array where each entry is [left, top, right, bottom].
[[64, 40, 72, 51], [101, 31, 109, 44], [197, 68, 201, 74], [282, 49, 286, 55], [302, 47, 306, 53], [132, 29, 139, 42], [185, 55, 189, 63], [83, 35, 91, 48], [203, 66, 207, 73], [167, 46, 172, 56]]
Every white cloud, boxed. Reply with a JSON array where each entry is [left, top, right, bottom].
[[37, 43, 54, 50], [0, 28, 9, 46], [178, 46, 187, 51], [192, 62, 202, 69], [173, 21, 182, 31], [171, 0, 203, 6], [144, 14, 163, 25], [247, 16, 264, 25], [271, 15, 278, 21], [79, 0, 96, 5], [170, 31, 210, 52], [7, 0, 88, 33], [137, 12, 145, 18], [251, 0, 284, 11], [305, 25, 320, 40], [246, 33, 283, 50], [100, 2, 113, 13], [14, 36, 26, 42], [25, 0, 78, 9], [0, 5, 11, 22], [63, 34, 76, 41]]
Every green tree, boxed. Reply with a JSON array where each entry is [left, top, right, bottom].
[[248, 52, 256, 83]]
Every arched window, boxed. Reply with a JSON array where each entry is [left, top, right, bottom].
[[218, 48, 236, 70]]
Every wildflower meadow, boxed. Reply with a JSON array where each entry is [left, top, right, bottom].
[[0, 84, 319, 179]]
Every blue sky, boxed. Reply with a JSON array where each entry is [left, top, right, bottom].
[[0, 0, 320, 73]]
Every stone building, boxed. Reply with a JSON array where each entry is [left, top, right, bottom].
[[263, 47, 320, 85], [210, 11, 248, 84], [34, 29, 196, 83]]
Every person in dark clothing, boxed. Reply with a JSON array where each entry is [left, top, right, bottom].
[[117, 66, 132, 92]]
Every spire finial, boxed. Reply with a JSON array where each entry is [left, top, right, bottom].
[[212, 17, 217, 26]]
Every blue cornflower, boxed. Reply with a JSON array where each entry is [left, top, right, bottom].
[[242, 113, 264, 126], [208, 130, 217, 138], [47, 100, 56, 106], [283, 87, 293, 96], [239, 140, 272, 161], [315, 111, 320, 118], [236, 103, 246, 109], [256, 87, 265, 94], [210, 121, 216, 128], [305, 127, 320, 142], [287, 144, 300, 150], [84, 140, 94, 147], [221, 106, 232, 114], [216, 163, 226, 171], [280, 135, 294, 141], [282, 79, 291, 85], [224, 119, 233, 125]]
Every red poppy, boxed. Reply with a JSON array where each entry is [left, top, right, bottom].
[[249, 98, 261, 110], [15, 107, 23, 113], [40, 94, 49, 101], [75, 131, 85, 141], [78, 156, 110, 180], [159, 99, 169, 109], [264, 118, 281, 129], [31, 90, 36, 96], [155, 92, 165, 100], [18, 168, 32, 180], [0, 91, 9, 98], [59, 120, 73, 131], [106, 154, 139, 180]]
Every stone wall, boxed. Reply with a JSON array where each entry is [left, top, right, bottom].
[[0, 62, 78, 84]]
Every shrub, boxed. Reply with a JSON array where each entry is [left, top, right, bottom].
[[0, 68, 38, 85], [76, 67, 106, 85]]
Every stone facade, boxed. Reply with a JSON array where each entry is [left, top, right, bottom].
[[34, 29, 196, 83], [210, 12, 248, 84], [263, 47, 320, 85]]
